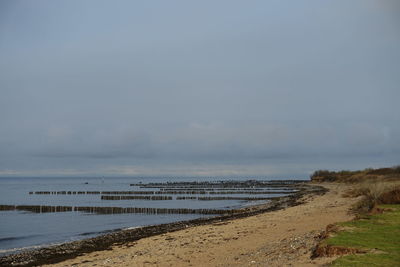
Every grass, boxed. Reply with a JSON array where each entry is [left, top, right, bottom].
[[327, 204, 400, 266], [310, 166, 400, 265]]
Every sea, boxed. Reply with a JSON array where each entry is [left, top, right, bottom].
[[0, 176, 293, 256]]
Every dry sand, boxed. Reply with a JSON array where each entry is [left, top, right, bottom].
[[43, 183, 357, 267]]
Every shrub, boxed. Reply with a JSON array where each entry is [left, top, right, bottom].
[[310, 165, 400, 183], [379, 187, 400, 204], [350, 181, 400, 214]]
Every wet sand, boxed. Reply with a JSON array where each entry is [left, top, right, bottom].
[[42, 183, 357, 267]]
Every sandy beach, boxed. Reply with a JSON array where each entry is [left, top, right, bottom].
[[40, 183, 357, 267]]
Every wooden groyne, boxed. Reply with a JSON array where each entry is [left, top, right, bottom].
[[159, 188, 292, 191], [0, 204, 234, 215], [30, 191, 89, 195], [30, 191, 154, 195], [207, 191, 290, 195], [0, 205, 73, 213], [74, 206, 232, 215], [0, 205, 18, 211], [176, 196, 197, 200], [198, 196, 273, 201], [29, 190, 292, 195], [101, 195, 172, 200], [154, 190, 289, 195], [131, 180, 307, 188], [175, 196, 273, 201]]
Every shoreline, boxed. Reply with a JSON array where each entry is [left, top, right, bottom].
[[0, 183, 326, 267]]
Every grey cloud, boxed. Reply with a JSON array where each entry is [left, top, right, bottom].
[[22, 122, 400, 162], [0, 0, 399, 177]]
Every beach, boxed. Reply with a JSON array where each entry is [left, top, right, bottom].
[[39, 183, 357, 267], [2, 1, 397, 265]]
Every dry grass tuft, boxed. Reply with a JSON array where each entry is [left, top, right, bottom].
[[348, 181, 400, 214]]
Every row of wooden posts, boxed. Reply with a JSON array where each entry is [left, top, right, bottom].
[[176, 196, 197, 200], [100, 195, 272, 201], [30, 191, 153, 195], [30, 190, 290, 195], [130, 180, 304, 188], [175, 196, 273, 201], [0, 204, 235, 215], [0, 205, 73, 213], [101, 195, 172, 200], [158, 188, 290, 191], [152, 190, 289, 195]]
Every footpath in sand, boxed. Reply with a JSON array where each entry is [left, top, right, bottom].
[[44, 184, 358, 267]]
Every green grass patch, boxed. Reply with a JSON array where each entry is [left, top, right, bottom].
[[328, 205, 400, 266]]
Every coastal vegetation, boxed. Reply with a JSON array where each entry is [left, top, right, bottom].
[[312, 165, 400, 266], [310, 166, 400, 183], [320, 205, 400, 266], [312, 165, 400, 214]]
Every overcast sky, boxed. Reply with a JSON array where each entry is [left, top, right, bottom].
[[0, 0, 399, 178]]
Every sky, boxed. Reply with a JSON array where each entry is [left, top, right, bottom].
[[0, 0, 399, 178]]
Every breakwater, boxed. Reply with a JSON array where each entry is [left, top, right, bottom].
[[100, 195, 172, 200], [30, 190, 292, 195], [0, 204, 233, 215], [131, 180, 306, 188]]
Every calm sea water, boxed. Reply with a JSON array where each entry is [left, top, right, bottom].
[[0, 177, 289, 256]]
